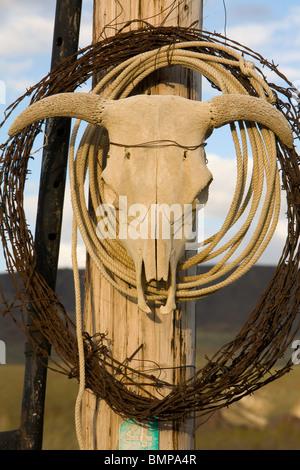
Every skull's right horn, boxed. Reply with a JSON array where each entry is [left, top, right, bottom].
[[8, 92, 108, 136], [208, 94, 294, 148]]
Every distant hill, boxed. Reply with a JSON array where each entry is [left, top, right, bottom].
[[195, 264, 275, 330], [0, 265, 276, 363]]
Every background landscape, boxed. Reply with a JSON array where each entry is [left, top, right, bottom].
[[0, 265, 299, 450]]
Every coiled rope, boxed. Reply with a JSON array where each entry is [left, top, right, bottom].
[[70, 42, 283, 448]]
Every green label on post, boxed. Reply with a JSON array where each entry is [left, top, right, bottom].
[[119, 419, 159, 450]]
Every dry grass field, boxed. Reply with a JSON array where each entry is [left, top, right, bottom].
[[0, 364, 79, 450], [0, 330, 299, 450], [195, 329, 300, 450]]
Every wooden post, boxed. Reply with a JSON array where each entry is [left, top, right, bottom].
[[82, 0, 203, 450]]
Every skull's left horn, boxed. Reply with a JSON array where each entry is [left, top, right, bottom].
[[209, 94, 294, 149], [8, 92, 108, 136]]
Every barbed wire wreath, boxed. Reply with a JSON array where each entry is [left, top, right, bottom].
[[0, 25, 299, 423]]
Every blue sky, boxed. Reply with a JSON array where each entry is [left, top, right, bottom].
[[0, 0, 299, 270]]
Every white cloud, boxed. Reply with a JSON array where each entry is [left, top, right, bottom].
[[78, 22, 93, 50], [283, 5, 300, 28], [7, 77, 36, 95], [278, 66, 300, 84], [58, 241, 86, 270], [0, 58, 33, 75], [78, 3, 93, 49], [231, 4, 274, 22], [23, 181, 86, 270], [0, 2, 94, 103], [0, 14, 54, 57], [204, 1, 300, 89], [205, 154, 237, 217], [227, 23, 277, 50], [201, 153, 288, 265], [0, 0, 92, 58], [0, 4, 54, 103]]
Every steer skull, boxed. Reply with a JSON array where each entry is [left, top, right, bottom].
[[9, 92, 293, 314]]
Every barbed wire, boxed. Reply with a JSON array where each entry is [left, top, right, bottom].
[[0, 24, 299, 422]]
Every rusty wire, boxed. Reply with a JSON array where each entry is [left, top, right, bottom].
[[0, 25, 299, 422]]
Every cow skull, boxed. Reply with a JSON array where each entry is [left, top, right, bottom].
[[9, 92, 293, 314]]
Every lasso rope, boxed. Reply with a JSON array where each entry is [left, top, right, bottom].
[[70, 42, 281, 302], [69, 42, 283, 447]]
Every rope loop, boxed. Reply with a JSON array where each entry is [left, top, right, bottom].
[[70, 41, 283, 304], [239, 58, 255, 76]]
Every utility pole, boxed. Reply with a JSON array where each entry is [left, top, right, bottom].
[[82, 0, 203, 450]]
